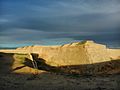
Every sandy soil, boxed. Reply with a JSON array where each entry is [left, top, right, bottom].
[[0, 53, 120, 90]]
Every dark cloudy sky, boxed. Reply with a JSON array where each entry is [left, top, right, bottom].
[[0, 0, 120, 48]]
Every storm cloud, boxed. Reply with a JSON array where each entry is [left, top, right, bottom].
[[0, 0, 120, 48]]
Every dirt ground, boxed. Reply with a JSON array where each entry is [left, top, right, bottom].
[[0, 53, 120, 90]]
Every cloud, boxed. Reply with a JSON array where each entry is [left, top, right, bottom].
[[32, 0, 120, 17], [0, 0, 120, 47], [1, 0, 120, 31]]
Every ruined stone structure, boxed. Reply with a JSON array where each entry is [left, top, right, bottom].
[[16, 40, 119, 67], [1, 40, 120, 74]]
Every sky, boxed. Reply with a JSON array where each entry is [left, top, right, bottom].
[[0, 0, 120, 48]]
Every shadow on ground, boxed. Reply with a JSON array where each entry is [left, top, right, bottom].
[[0, 52, 14, 73]]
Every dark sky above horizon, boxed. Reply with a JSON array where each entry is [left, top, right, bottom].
[[0, 0, 120, 48]]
